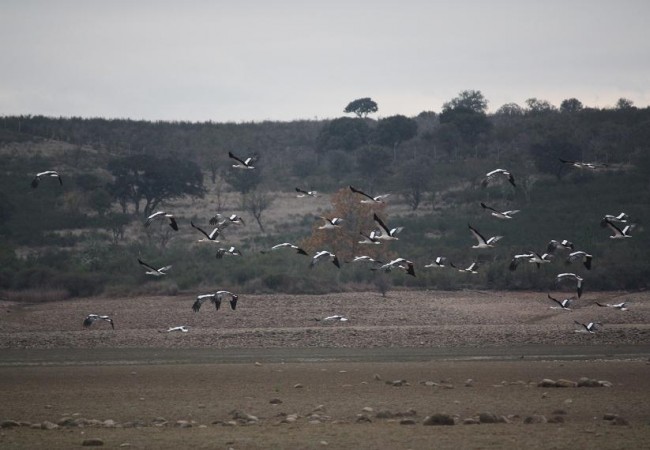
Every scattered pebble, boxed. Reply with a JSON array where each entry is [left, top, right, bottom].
[[269, 398, 283, 404], [82, 438, 104, 447], [423, 414, 455, 426], [524, 415, 547, 424]]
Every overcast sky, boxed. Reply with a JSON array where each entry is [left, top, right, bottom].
[[1, 0, 648, 122]]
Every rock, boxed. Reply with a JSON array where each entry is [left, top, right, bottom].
[[400, 418, 416, 425], [373, 374, 382, 381], [355, 414, 372, 423], [422, 381, 438, 387], [44, 405, 53, 409], [312, 405, 325, 412], [119, 444, 134, 448], [395, 409, 416, 417], [30, 423, 42, 429], [361, 407, 373, 413], [463, 418, 480, 425], [320, 441, 328, 446], [548, 415, 565, 424], [293, 383, 304, 389], [0, 420, 21, 429], [479, 412, 499, 424], [440, 383, 454, 389], [308, 420, 321, 425], [387, 379, 408, 387], [577, 377, 600, 387], [603, 413, 618, 421], [612, 416, 629, 426], [464, 379, 474, 387], [497, 416, 510, 424], [524, 415, 547, 424], [552, 409, 567, 415], [254, 362, 262, 366], [541, 392, 549, 399], [537, 379, 556, 388], [82, 438, 104, 446], [554, 379, 577, 388], [269, 398, 283, 404], [41, 421, 59, 430], [375, 410, 394, 419], [57, 417, 76, 426], [102, 419, 117, 428], [423, 414, 455, 426], [598, 380, 613, 388], [175, 420, 192, 428]]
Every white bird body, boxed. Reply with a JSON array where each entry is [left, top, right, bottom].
[[209, 213, 245, 227], [318, 217, 343, 230], [350, 256, 383, 267], [216, 247, 242, 258], [373, 214, 403, 240], [548, 294, 574, 311], [425, 257, 448, 268], [603, 219, 633, 239], [468, 224, 502, 249], [560, 158, 607, 170], [567, 251, 593, 270], [31, 170, 62, 188], [556, 272, 584, 298], [595, 301, 628, 311], [145, 211, 178, 231], [263, 243, 308, 255], [574, 320, 602, 333], [509, 253, 535, 271], [349, 185, 390, 203], [193, 291, 238, 312], [163, 326, 189, 333], [547, 239, 575, 253], [450, 262, 479, 274], [358, 231, 382, 245], [191, 221, 221, 243], [480, 202, 520, 219], [602, 212, 629, 223], [228, 151, 256, 169], [481, 169, 516, 188], [83, 314, 114, 329], [323, 315, 348, 322], [378, 258, 415, 276], [310, 251, 341, 269], [138, 259, 172, 276], [295, 187, 318, 198]]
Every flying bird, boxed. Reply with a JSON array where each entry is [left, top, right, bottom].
[[373, 213, 404, 241], [228, 151, 256, 169], [559, 158, 608, 170], [548, 294, 574, 311], [601, 212, 629, 225], [468, 224, 503, 249], [509, 253, 535, 271], [349, 185, 390, 203], [566, 251, 593, 270], [603, 219, 633, 239], [261, 242, 308, 255], [145, 211, 178, 231], [161, 326, 189, 333], [595, 301, 628, 311], [83, 314, 114, 330], [349, 256, 384, 268], [318, 216, 344, 230], [190, 221, 221, 243], [192, 291, 239, 312], [216, 247, 242, 258], [425, 257, 449, 268], [138, 258, 172, 276], [574, 320, 602, 334], [527, 252, 554, 268], [481, 169, 516, 188], [295, 187, 318, 198], [556, 272, 584, 298], [450, 262, 479, 274], [209, 213, 245, 227], [358, 231, 382, 245], [31, 170, 62, 188], [378, 258, 416, 277], [547, 239, 575, 253], [480, 202, 520, 220], [310, 250, 341, 269], [322, 315, 349, 322]]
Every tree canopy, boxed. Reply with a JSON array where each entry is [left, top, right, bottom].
[[344, 97, 378, 118]]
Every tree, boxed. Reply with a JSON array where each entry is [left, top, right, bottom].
[[615, 98, 635, 110], [108, 154, 205, 217], [397, 158, 433, 210], [241, 189, 274, 233], [442, 90, 488, 114], [316, 117, 370, 154], [439, 90, 491, 150], [373, 115, 418, 162], [525, 98, 556, 114], [495, 103, 524, 117], [344, 97, 378, 118], [560, 98, 584, 113]]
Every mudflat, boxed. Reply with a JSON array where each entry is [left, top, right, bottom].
[[0, 291, 649, 449]]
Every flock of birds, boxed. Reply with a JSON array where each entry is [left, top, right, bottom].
[[31, 153, 634, 335]]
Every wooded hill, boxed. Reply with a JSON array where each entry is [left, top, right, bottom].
[[1, 91, 649, 299]]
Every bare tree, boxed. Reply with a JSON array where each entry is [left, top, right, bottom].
[[241, 190, 274, 233]]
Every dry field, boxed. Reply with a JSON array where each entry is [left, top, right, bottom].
[[1, 290, 649, 449]]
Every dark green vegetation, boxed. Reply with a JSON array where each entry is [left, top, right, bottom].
[[1, 91, 649, 298]]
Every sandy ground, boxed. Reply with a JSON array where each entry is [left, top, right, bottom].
[[1, 291, 649, 449]]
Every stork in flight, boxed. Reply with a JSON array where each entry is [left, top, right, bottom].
[[602, 219, 633, 239], [261, 242, 308, 255], [556, 272, 584, 298], [228, 151, 256, 169], [595, 301, 628, 311], [295, 187, 318, 198], [481, 169, 516, 188], [31, 170, 62, 188], [574, 320, 602, 334], [349, 185, 390, 204], [192, 291, 238, 312], [83, 314, 114, 330], [480, 202, 520, 220], [559, 158, 608, 170], [547, 294, 574, 311], [145, 211, 178, 231], [138, 258, 172, 276], [216, 247, 242, 258], [468, 224, 503, 249], [373, 213, 403, 241], [318, 216, 343, 230], [310, 250, 341, 269], [566, 250, 593, 270], [190, 221, 221, 243]]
